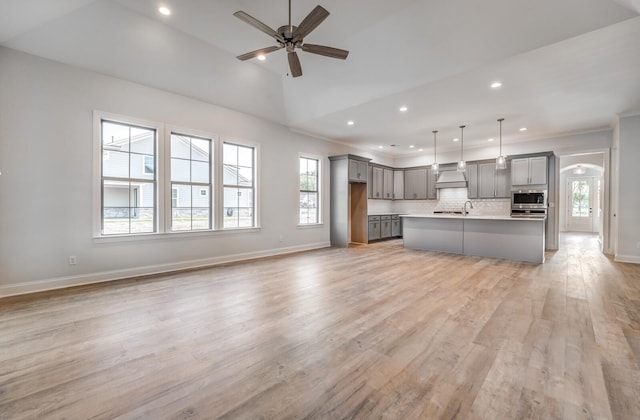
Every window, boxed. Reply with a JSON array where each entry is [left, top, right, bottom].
[[101, 119, 157, 235], [299, 156, 320, 224], [223, 142, 255, 228], [95, 112, 259, 237], [170, 133, 212, 231]]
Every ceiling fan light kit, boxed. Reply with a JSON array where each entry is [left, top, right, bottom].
[[234, 1, 349, 77]]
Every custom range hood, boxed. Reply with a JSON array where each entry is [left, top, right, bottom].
[[435, 170, 467, 189]]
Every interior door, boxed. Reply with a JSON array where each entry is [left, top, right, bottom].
[[567, 177, 594, 232]]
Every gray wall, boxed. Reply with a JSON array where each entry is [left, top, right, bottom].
[[615, 114, 640, 262], [0, 47, 385, 296]]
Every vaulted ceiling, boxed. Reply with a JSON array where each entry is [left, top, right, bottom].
[[2, 0, 639, 155]]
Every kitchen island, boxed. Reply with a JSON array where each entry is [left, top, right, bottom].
[[400, 214, 545, 263]]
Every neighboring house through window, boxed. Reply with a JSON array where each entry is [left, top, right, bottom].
[[223, 142, 255, 229], [101, 119, 157, 235], [170, 133, 213, 231], [299, 156, 320, 225]]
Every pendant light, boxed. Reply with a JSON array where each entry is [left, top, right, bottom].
[[496, 118, 507, 170], [432, 130, 439, 174], [457, 125, 466, 172]]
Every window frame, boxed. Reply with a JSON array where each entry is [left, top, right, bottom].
[[94, 112, 263, 240], [168, 130, 214, 232], [93, 112, 163, 237], [298, 154, 322, 226], [221, 139, 260, 230]]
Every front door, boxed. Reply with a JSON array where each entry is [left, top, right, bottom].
[[567, 177, 595, 232]]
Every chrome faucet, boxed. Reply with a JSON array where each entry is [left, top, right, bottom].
[[463, 200, 474, 216]]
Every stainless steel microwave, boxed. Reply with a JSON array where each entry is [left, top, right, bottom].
[[511, 190, 547, 210]]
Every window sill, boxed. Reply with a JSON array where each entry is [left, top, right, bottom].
[[93, 227, 261, 243], [297, 223, 324, 229]]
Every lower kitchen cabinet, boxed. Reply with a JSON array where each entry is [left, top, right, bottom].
[[368, 216, 381, 241], [368, 214, 402, 242]]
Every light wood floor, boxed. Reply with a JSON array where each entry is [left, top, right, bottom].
[[1, 233, 639, 419]]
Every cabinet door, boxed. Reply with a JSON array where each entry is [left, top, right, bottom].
[[381, 220, 392, 238], [372, 167, 384, 199], [404, 170, 416, 199], [409, 168, 428, 200], [367, 166, 373, 198], [511, 158, 530, 186], [393, 170, 404, 200], [494, 162, 510, 198], [529, 156, 547, 185], [383, 169, 394, 199], [478, 163, 496, 198], [427, 168, 437, 199], [391, 218, 401, 237], [368, 221, 380, 240], [348, 159, 367, 182], [466, 164, 478, 199]]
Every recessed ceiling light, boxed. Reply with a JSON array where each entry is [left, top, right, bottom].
[[418, 149, 423, 152], [159, 6, 171, 16], [453, 138, 459, 142], [347, 120, 354, 126], [378, 146, 384, 149], [491, 81, 502, 88], [409, 145, 415, 148], [257, 54, 266, 61], [488, 138, 494, 142], [399, 106, 408, 112], [519, 127, 527, 131]]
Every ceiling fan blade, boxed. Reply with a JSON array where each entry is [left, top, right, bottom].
[[236, 45, 282, 61], [292, 5, 330, 43], [301, 44, 349, 60], [233, 11, 285, 43], [288, 52, 303, 77]]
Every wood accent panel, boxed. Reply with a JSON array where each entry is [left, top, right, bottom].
[[349, 182, 367, 244], [1, 233, 639, 418]]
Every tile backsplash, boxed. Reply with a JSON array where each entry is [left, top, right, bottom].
[[368, 188, 510, 216]]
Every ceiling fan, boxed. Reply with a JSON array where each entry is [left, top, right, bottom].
[[233, 0, 349, 77]]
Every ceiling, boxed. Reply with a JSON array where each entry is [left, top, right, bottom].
[[2, 0, 639, 156]]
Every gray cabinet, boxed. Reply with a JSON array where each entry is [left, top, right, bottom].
[[468, 162, 511, 198], [372, 166, 384, 198], [380, 215, 392, 238], [427, 168, 437, 199], [511, 156, 546, 186], [348, 159, 368, 183], [467, 164, 478, 199], [393, 170, 404, 200], [391, 215, 401, 237], [367, 166, 373, 198], [383, 169, 394, 199], [368, 216, 380, 241], [404, 168, 428, 200]]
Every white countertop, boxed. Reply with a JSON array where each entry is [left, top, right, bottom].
[[368, 213, 405, 216], [400, 214, 545, 222]]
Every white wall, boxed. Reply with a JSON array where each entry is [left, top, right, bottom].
[[0, 47, 382, 296], [615, 114, 640, 262]]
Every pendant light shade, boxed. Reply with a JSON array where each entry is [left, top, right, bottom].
[[432, 130, 439, 175], [457, 125, 466, 172], [496, 118, 507, 170]]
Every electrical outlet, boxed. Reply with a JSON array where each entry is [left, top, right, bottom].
[[69, 256, 77, 265]]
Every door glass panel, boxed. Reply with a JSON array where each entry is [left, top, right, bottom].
[[571, 180, 590, 217]]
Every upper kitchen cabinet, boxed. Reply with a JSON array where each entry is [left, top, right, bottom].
[[383, 168, 394, 199], [427, 168, 437, 199], [348, 157, 369, 183], [404, 168, 428, 200], [393, 170, 404, 200], [371, 166, 384, 199], [511, 156, 547, 186], [468, 161, 510, 198], [467, 164, 478, 199]]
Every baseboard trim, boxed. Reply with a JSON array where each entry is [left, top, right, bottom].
[[0, 242, 331, 298], [614, 254, 640, 264]]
